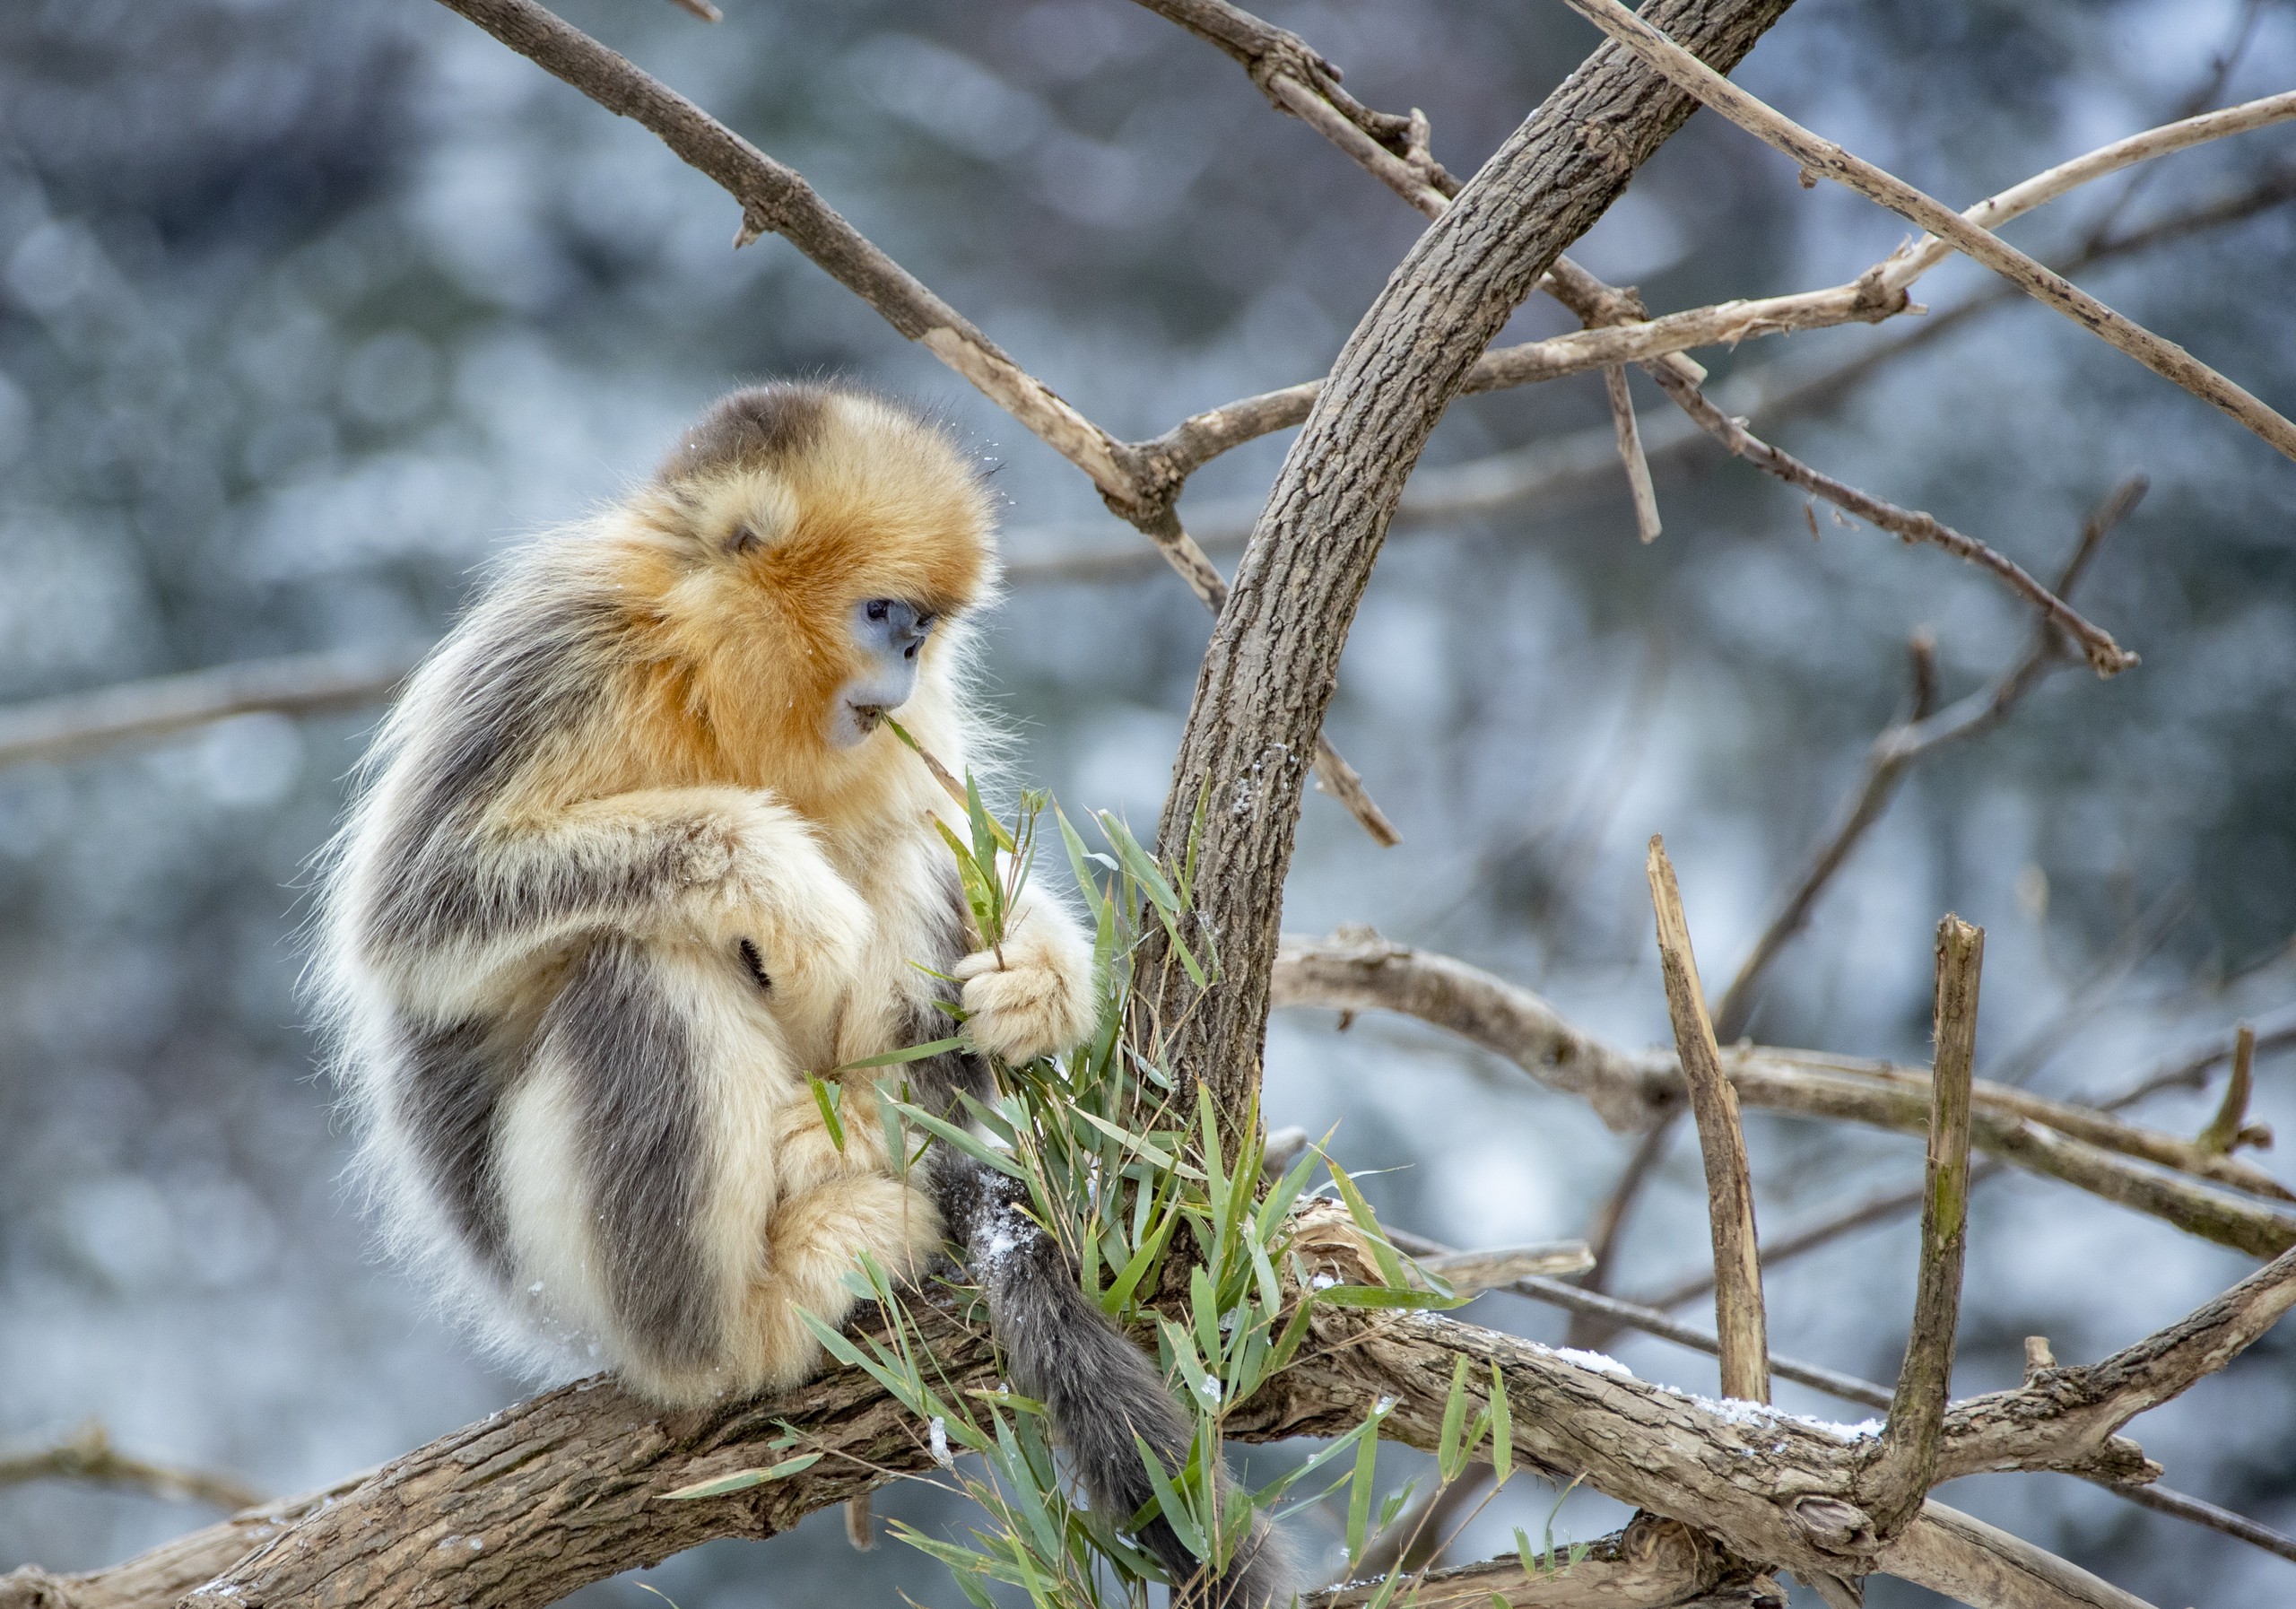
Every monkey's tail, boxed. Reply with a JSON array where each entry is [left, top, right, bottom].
[[935, 1158, 1293, 1608]]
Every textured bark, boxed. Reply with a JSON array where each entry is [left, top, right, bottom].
[[1859, 918, 1981, 1535], [16, 1223, 2292, 1609], [1136, 0, 1801, 1124], [1647, 838, 1770, 1405], [1309, 1513, 1780, 1608]]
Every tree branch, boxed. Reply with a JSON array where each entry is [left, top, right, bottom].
[[1712, 476, 2148, 1040], [1647, 836, 1770, 1403], [0, 1423, 262, 1513], [1135, 0, 1803, 1126], [1862, 917, 1981, 1535], [1271, 931, 2296, 1252], [1553, 0, 2296, 462]]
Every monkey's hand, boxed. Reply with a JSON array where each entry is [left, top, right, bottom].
[[953, 891, 1096, 1063], [684, 794, 873, 989]]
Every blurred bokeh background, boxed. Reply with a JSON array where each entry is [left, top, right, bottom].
[[2, 0, 2292, 1604]]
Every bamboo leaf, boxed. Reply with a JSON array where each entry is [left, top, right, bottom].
[[1489, 1362, 1513, 1489], [884, 1100, 1029, 1179], [1313, 1284, 1472, 1310], [660, 1453, 822, 1500], [1322, 1155, 1409, 1290], [1439, 1355, 1471, 1483], [806, 1074, 847, 1152]]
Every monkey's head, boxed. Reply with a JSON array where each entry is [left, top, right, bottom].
[[634, 384, 998, 778]]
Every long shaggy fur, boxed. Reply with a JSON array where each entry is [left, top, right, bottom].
[[312, 383, 1290, 1603]]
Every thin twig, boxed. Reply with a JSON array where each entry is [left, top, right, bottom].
[[1711, 475, 2149, 1040], [2197, 1023, 2258, 1156], [662, 0, 721, 21], [1553, 0, 2296, 462], [1631, 1161, 2009, 1318], [1864, 917, 1982, 1535], [1647, 836, 1769, 1403], [1639, 361, 2136, 674], [2099, 1011, 2296, 1115], [0, 1422, 264, 1512], [1604, 365, 1664, 542], [1563, 1114, 1679, 1350]]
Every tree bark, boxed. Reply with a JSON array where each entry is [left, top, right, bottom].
[[1136, 0, 1801, 1126]]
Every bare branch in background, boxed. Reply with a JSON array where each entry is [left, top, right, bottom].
[[1273, 931, 2296, 1252], [1639, 363, 2135, 673], [1861, 917, 1981, 1535], [1648, 837, 1770, 1403], [2099, 1011, 2296, 1116], [2196, 1022, 2259, 1156], [0, 647, 422, 770], [1604, 364, 1665, 542], [1712, 476, 2150, 1041], [1555, 0, 2296, 461], [1630, 1161, 2010, 1317], [0, 1422, 263, 1513]]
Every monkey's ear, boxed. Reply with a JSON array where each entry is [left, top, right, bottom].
[[726, 523, 762, 556]]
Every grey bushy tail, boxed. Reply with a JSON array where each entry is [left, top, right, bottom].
[[934, 1156, 1293, 1608]]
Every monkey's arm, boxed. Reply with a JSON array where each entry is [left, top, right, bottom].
[[361, 786, 869, 990], [953, 884, 1096, 1063]]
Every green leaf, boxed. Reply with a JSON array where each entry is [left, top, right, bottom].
[[1438, 1354, 1471, 1483], [660, 1453, 822, 1500], [1489, 1362, 1513, 1489], [1250, 1408, 1375, 1508], [806, 1074, 846, 1152], [1344, 1401, 1386, 1569], [1132, 1433, 1208, 1562], [1101, 1187, 1179, 1318], [1313, 1284, 1472, 1310], [1159, 1317, 1219, 1413], [825, 1035, 970, 1074], [1264, 1290, 1319, 1377], [1096, 811, 1179, 914], [1190, 1263, 1222, 1378], [1071, 1107, 1188, 1174], [1323, 1156, 1408, 1290], [884, 1100, 1028, 1180]]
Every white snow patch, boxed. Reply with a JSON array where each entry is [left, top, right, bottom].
[[1547, 1345, 1635, 1379], [929, 1416, 954, 1466]]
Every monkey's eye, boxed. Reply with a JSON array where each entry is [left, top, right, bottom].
[[865, 598, 891, 622], [728, 524, 761, 555]]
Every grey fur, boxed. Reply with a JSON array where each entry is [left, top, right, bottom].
[[543, 935, 720, 1375], [391, 1013, 512, 1278], [930, 1160, 1292, 1608], [658, 384, 831, 486], [361, 589, 628, 954]]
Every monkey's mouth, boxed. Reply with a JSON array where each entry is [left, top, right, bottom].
[[848, 702, 888, 733]]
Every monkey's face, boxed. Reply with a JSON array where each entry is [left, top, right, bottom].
[[644, 386, 997, 772], [829, 595, 936, 749]]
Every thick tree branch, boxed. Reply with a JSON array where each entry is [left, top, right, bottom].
[[1135, 0, 1803, 1126]]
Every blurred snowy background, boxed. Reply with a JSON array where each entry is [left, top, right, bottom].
[[2, 0, 2292, 1604]]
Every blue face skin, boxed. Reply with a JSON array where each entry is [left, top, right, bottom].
[[828, 596, 935, 748]]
